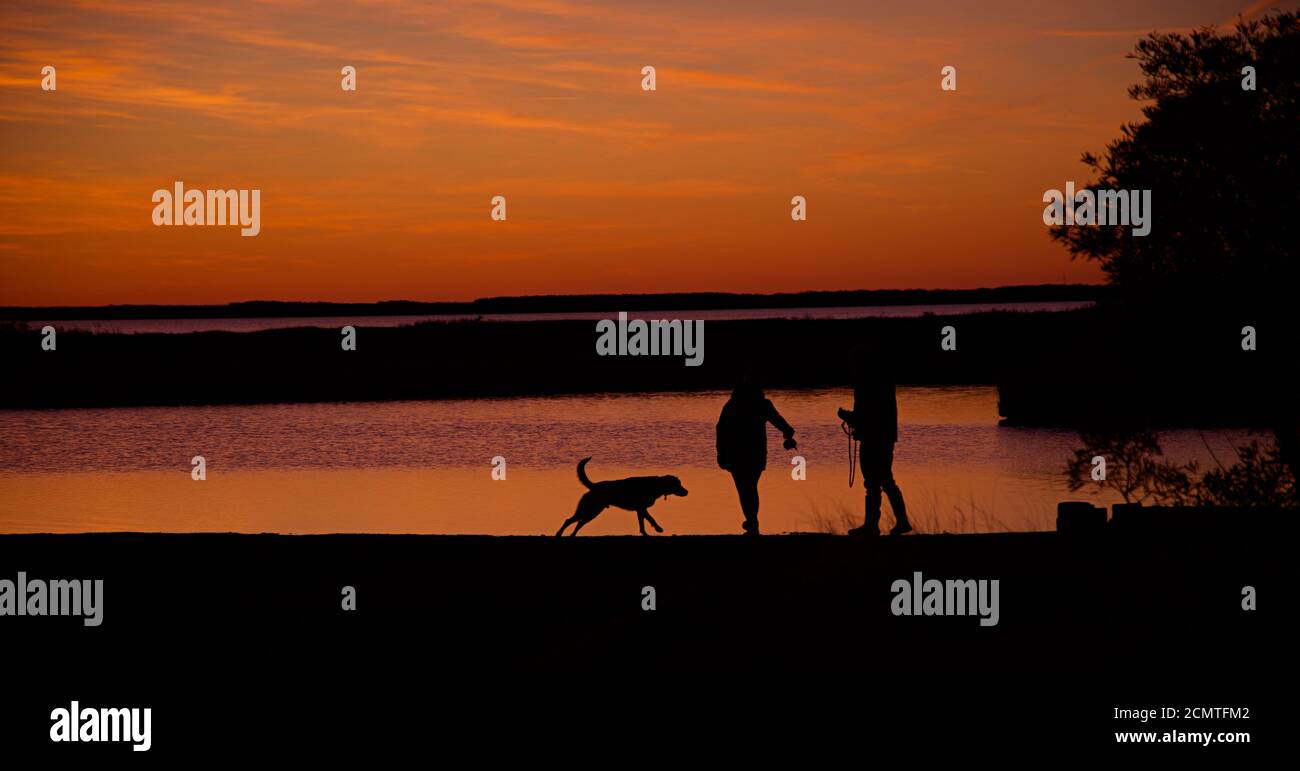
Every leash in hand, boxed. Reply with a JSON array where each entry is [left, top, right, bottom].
[[840, 420, 858, 488]]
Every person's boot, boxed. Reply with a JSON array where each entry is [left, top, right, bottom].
[[888, 519, 913, 535], [886, 485, 912, 535], [849, 492, 881, 536], [742, 519, 760, 536]]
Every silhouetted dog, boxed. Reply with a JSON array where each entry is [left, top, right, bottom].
[[556, 457, 689, 536]]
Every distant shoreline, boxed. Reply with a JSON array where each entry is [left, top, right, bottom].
[[0, 283, 1108, 321], [10, 300, 1095, 335]]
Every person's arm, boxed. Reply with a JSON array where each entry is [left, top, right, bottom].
[[837, 385, 863, 432], [765, 400, 797, 449]]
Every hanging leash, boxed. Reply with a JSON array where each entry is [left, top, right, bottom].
[[841, 421, 858, 488]]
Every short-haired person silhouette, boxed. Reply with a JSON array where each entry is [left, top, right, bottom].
[[838, 354, 912, 536], [716, 373, 797, 536]]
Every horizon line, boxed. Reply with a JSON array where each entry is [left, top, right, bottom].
[[0, 283, 1108, 313]]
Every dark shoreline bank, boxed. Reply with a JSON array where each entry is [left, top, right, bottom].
[[4, 305, 1295, 427]]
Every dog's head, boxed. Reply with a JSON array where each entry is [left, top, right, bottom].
[[658, 475, 689, 499]]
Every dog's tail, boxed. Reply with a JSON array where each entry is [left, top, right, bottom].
[[576, 456, 596, 489]]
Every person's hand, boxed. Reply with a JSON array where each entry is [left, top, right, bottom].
[[783, 437, 797, 451]]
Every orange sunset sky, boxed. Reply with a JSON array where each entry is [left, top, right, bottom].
[[0, 0, 1284, 306]]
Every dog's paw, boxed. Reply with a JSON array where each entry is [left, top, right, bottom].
[[653, 524, 664, 533]]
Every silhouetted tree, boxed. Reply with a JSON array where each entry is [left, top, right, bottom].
[[1198, 438, 1298, 507], [1049, 12, 1298, 300], [1052, 13, 1300, 492], [1065, 431, 1198, 505], [1067, 431, 1298, 508]]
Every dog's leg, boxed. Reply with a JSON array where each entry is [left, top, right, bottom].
[[640, 509, 664, 534], [636, 510, 648, 536], [563, 494, 600, 537], [566, 495, 607, 537]]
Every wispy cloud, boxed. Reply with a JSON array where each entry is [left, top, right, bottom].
[[0, 0, 1264, 303]]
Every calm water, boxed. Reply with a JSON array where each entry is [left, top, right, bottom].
[[27, 301, 1093, 334], [0, 387, 1249, 535]]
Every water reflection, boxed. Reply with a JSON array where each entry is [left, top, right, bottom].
[[0, 387, 1250, 534]]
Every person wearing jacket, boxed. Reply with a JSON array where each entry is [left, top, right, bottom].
[[837, 357, 911, 537], [716, 374, 797, 536]]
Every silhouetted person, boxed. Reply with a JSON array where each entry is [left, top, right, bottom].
[[838, 358, 911, 536], [716, 374, 796, 536]]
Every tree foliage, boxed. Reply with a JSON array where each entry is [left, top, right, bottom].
[[1066, 432, 1298, 508], [1049, 13, 1299, 300]]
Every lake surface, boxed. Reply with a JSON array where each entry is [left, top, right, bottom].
[[26, 301, 1093, 334], [0, 387, 1251, 535]]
